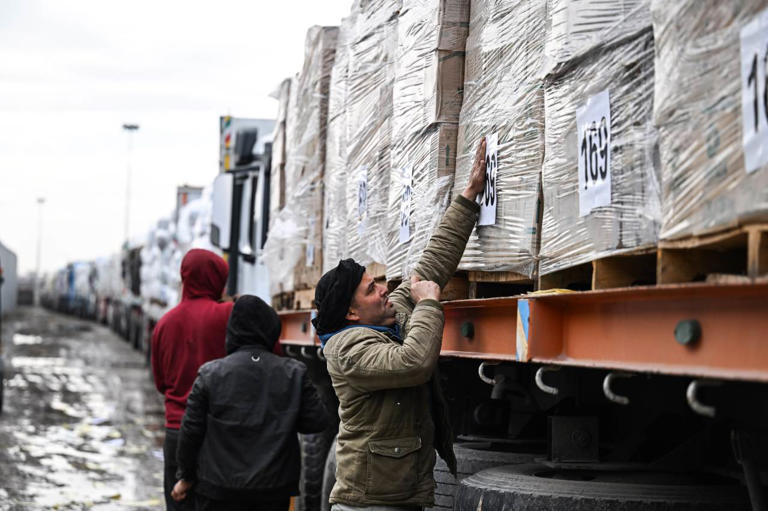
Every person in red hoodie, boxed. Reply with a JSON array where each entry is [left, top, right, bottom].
[[151, 248, 234, 511]]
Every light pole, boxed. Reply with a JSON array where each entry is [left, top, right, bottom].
[[35, 197, 45, 306], [122, 123, 139, 244]]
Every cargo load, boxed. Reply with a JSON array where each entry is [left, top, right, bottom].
[[269, 78, 292, 230], [386, 0, 469, 280], [539, 28, 660, 279], [344, 0, 401, 272], [652, 0, 768, 241], [264, 26, 338, 295], [452, 0, 546, 278], [323, 14, 356, 274]]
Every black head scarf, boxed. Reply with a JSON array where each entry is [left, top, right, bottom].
[[225, 295, 282, 355], [312, 258, 366, 336]]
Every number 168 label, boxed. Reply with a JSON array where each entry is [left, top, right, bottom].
[[577, 89, 612, 217]]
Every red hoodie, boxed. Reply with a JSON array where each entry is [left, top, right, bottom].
[[151, 249, 234, 429]]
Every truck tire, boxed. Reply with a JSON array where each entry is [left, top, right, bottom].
[[320, 435, 337, 511], [427, 441, 540, 511], [455, 463, 750, 511], [297, 429, 336, 511]]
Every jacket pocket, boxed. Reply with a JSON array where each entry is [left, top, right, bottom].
[[365, 436, 422, 498]]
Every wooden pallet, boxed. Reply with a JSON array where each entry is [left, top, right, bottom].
[[539, 247, 657, 291], [658, 224, 768, 284], [466, 270, 535, 299]]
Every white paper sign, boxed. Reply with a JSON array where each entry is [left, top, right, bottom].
[[357, 168, 368, 236], [478, 133, 498, 226], [398, 165, 413, 245], [577, 89, 612, 216], [740, 8, 768, 173]]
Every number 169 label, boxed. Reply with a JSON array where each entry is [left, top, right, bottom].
[[577, 89, 612, 217]]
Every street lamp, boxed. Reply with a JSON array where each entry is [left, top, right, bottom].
[[122, 123, 140, 244], [35, 197, 45, 306]]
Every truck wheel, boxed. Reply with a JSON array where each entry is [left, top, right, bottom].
[[320, 435, 337, 511], [297, 429, 336, 511], [427, 441, 540, 511], [455, 463, 750, 511]]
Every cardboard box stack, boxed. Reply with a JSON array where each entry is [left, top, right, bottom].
[[652, 0, 768, 241], [452, 0, 546, 277], [344, 0, 401, 271], [269, 78, 292, 230], [263, 26, 338, 295], [539, 1, 660, 278], [385, 0, 470, 280]]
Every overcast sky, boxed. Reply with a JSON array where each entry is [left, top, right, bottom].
[[0, 0, 351, 274]]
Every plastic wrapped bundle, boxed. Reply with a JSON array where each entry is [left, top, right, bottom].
[[266, 26, 338, 293], [543, 0, 651, 76], [269, 78, 292, 230], [539, 30, 660, 277], [344, 0, 400, 269], [453, 0, 546, 277], [323, 14, 356, 273], [392, 0, 469, 138], [652, 0, 768, 240], [386, 123, 457, 280]]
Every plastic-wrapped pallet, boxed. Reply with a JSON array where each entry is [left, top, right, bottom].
[[386, 0, 469, 280], [264, 26, 338, 295], [453, 0, 546, 277], [323, 14, 356, 274], [269, 78, 291, 230], [539, 29, 660, 277], [652, 0, 768, 240], [345, 0, 400, 270], [387, 124, 457, 279], [543, 0, 650, 76]]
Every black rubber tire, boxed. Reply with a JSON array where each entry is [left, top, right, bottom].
[[297, 429, 336, 511], [455, 463, 750, 511], [320, 435, 337, 511], [426, 441, 540, 511]]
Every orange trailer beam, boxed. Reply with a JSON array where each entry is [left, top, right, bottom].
[[279, 283, 768, 382], [520, 283, 768, 382]]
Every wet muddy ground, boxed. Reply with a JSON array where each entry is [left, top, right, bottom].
[[0, 307, 165, 510]]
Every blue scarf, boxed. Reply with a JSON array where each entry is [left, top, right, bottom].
[[318, 323, 402, 348]]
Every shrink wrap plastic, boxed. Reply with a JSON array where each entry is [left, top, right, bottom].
[[540, 29, 660, 276], [269, 78, 291, 229], [140, 219, 179, 308], [543, 0, 651, 76], [652, 0, 768, 240], [453, 0, 546, 277], [323, 14, 356, 273], [344, 0, 401, 268], [387, 124, 456, 279], [386, 0, 469, 280], [392, 0, 469, 137], [265, 26, 338, 294]]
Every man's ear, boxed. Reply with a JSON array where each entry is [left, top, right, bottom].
[[345, 309, 359, 322]]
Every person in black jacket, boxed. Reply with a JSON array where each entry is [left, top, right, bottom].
[[171, 295, 329, 511]]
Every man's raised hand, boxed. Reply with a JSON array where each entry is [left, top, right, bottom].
[[461, 138, 487, 201]]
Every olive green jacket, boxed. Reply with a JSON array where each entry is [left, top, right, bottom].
[[324, 195, 480, 507]]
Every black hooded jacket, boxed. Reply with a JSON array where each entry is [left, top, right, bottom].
[[176, 295, 329, 500]]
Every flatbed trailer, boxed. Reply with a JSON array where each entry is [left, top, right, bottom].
[[279, 281, 768, 511]]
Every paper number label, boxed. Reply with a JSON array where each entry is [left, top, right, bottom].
[[577, 89, 612, 217], [740, 8, 768, 173], [478, 133, 498, 226], [398, 165, 412, 245], [357, 169, 367, 236]]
